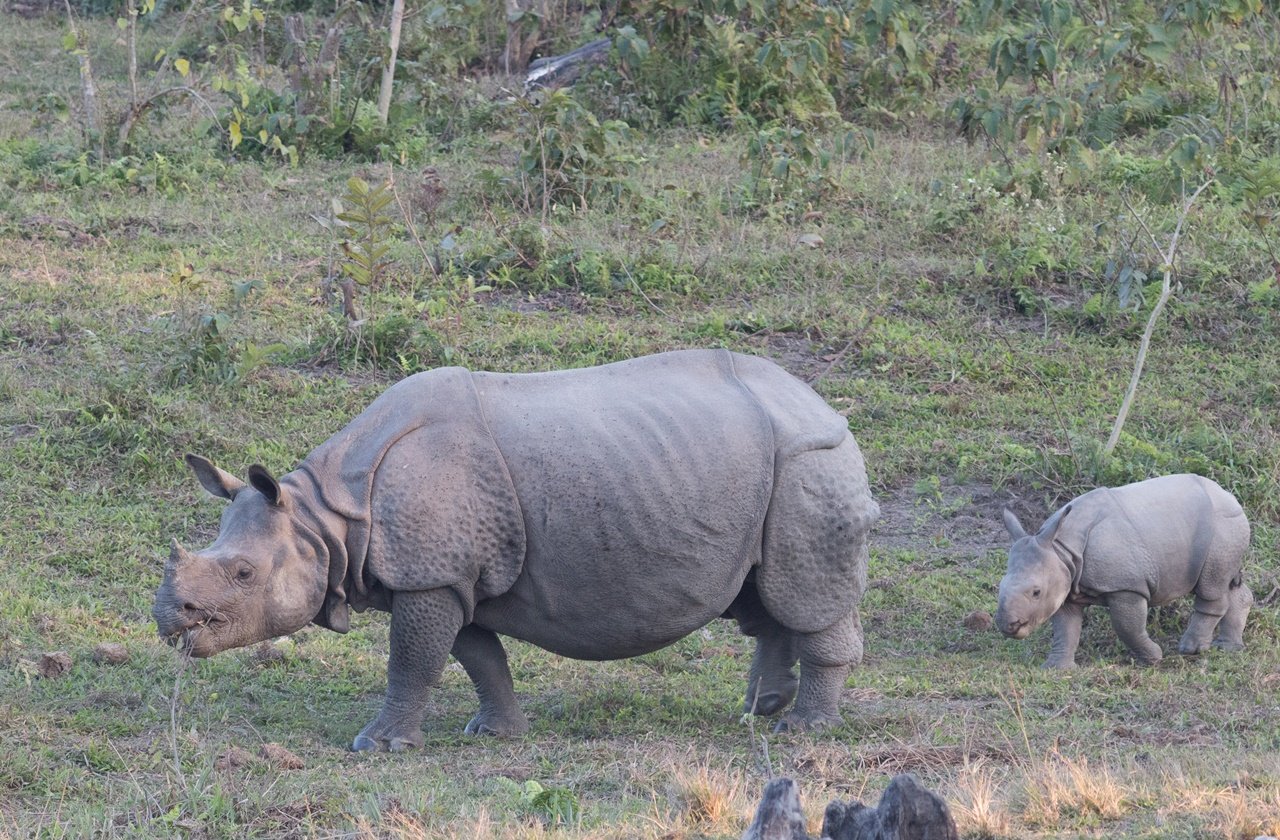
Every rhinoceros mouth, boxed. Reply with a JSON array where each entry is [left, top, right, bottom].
[[160, 612, 226, 657]]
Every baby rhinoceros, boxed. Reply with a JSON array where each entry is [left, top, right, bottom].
[[995, 474, 1252, 668], [152, 349, 879, 750]]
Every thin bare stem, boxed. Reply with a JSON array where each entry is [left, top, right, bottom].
[[1104, 179, 1213, 457], [169, 652, 191, 792], [387, 165, 441, 280]]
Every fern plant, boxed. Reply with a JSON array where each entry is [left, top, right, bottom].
[[337, 176, 395, 318]]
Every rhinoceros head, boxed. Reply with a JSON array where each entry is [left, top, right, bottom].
[[994, 504, 1073, 639], [152, 454, 329, 658]]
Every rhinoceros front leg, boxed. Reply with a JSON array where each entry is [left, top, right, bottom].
[[451, 625, 529, 736], [1105, 591, 1162, 665], [774, 608, 862, 733], [1044, 602, 1084, 669], [745, 628, 800, 717], [353, 587, 464, 752], [730, 581, 799, 716]]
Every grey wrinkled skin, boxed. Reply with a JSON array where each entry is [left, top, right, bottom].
[[995, 474, 1252, 668], [153, 349, 879, 750]]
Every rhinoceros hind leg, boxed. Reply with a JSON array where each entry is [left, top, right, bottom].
[[773, 608, 861, 733], [730, 581, 800, 716], [353, 587, 465, 752], [1105, 591, 1162, 666], [1177, 593, 1228, 655], [1211, 582, 1252, 652], [452, 624, 529, 737]]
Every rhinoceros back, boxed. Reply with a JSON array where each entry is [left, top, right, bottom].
[[1069, 474, 1249, 605]]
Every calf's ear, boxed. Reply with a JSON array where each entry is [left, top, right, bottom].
[[1036, 503, 1073, 546], [186, 453, 245, 500], [1002, 508, 1027, 539]]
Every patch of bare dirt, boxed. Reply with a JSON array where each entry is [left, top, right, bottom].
[[37, 651, 71, 679], [872, 478, 1014, 564]]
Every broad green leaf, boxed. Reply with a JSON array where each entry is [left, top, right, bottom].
[[174, 58, 190, 77], [229, 120, 243, 149]]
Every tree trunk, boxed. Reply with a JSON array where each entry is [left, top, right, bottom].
[[504, 0, 546, 74], [377, 0, 406, 125], [126, 0, 138, 107], [62, 0, 103, 160]]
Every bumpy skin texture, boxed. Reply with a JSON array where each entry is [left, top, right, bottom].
[[153, 349, 879, 748], [995, 474, 1252, 668]]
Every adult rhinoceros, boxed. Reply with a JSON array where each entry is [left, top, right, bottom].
[[153, 349, 878, 750]]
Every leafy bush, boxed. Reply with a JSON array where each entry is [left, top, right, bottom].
[[507, 90, 642, 211]]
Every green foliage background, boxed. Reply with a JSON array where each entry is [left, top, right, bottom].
[[1, 0, 1279, 836]]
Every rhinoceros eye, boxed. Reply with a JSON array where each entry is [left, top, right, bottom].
[[1032, 588, 1042, 598], [234, 565, 255, 583]]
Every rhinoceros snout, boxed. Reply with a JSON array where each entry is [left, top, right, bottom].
[[1000, 617, 1030, 638]]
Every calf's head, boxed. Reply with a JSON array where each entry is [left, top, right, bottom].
[[994, 505, 1073, 639], [153, 454, 328, 657]]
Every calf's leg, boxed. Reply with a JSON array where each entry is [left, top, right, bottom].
[[1044, 602, 1084, 669], [1105, 591, 1162, 665], [1212, 582, 1252, 652]]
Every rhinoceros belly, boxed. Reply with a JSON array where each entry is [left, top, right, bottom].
[[469, 351, 775, 660]]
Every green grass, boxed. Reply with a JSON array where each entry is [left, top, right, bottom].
[[2, 11, 1280, 840]]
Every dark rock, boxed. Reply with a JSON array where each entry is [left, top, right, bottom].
[[742, 774, 957, 840], [962, 610, 994, 632], [822, 774, 958, 840], [742, 778, 809, 840]]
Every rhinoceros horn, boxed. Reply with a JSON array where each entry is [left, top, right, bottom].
[[166, 538, 194, 574]]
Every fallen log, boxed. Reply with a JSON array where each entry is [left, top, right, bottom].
[[524, 37, 610, 93]]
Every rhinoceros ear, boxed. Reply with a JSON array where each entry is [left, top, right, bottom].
[[186, 453, 245, 500], [1036, 503, 1073, 546], [247, 464, 285, 507], [1002, 508, 1027, 540]]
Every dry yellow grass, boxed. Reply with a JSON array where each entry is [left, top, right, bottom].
[[948, 760, 1014, 839], [1021, 752, 1131, 828]]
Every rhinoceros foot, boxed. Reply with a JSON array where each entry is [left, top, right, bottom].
[[748, 687, 797, 717], [744, 675, 799, 717], [1211, 638, 1245, 652], [463, 710, 529, 737], [352, 711, 426, 752], [772, 710, 842, 734]]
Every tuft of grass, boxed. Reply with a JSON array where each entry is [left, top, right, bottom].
[[659, 759, 753, 836], [1021, 753, 1132, 829], [948, 761, 1014, 839]]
